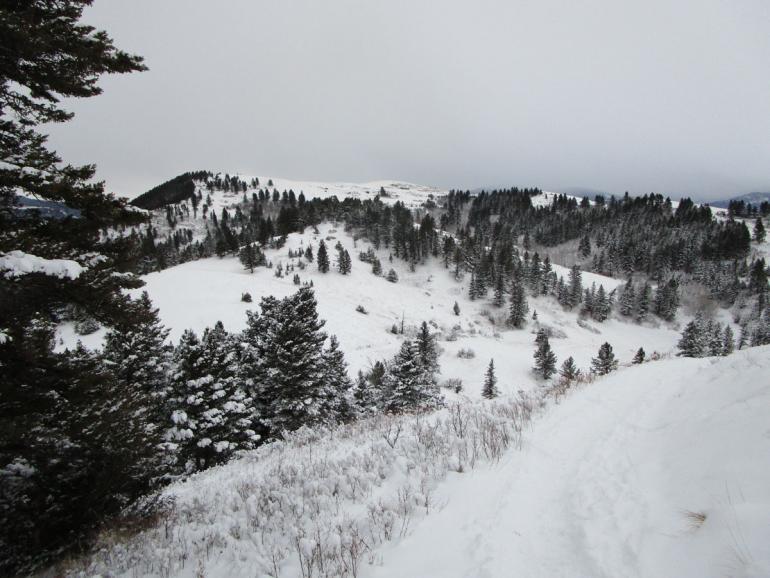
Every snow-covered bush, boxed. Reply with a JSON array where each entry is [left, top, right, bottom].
[[73, 397, 536, 578], [457, 347, 475, 359]]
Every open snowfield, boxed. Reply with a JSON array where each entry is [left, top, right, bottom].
[[365, 346, 770, 578], [129, 222, 680, 397]]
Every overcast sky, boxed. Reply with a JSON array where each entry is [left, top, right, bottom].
[[46, 0, 770, 200]]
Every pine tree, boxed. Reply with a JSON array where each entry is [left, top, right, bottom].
[[677, 314, 707, 357], [0, 5, 148, 569], [507, 277, 528, 328], [559, 356, 580, 381], [533, 329, 557, 379], [372, 257, 383, 276], [166, 323, 259, 473], [337, 246, 352, 274], [591, 342, 618, 375], [415, 321, 440, 379], [453, 301, 461, 316], [493, 273, 506, 307], [322, 335, 355, 421], [317, 240, 330, 273], [578, 235, 592, 258], [386, 268, 399, 283], [239, 243, 259, 272], [619, 278, 636, 317], [592, 284, 611, 322], [636, 283, 652, 322], [706, 320, 724, 356], [353, 370, 381, 415], [383, 340, 443, 412], [482, 359, 499, 399], [722, 325, 735, 356], [754, 218, 766, 243], [305, 244, 314, 262], [567, 265, 582, 308], [632, 347, 646, 364], [241, 287, 340, 435], [103, 292, 171, 407]]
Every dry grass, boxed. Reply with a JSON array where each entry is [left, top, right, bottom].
[[682, 509, 708, 530]]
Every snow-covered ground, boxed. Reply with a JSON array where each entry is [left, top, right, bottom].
[[126, 222, 680, 397], [365, 346, 770, 578], [72, 345, 770, 578]]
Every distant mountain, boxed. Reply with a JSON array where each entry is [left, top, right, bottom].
[[710, 192, 770, 209], [13, 196, 80, 219], [130, 171, 212, 210]]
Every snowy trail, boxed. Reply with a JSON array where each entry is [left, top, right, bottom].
[[365, 350, 770, 578]]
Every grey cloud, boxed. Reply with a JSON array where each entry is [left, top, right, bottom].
[[46, 0, 770, 200]]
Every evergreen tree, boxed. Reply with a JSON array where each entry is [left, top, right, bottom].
[[632, 347, 646, 364], [677, 314, 707, 357], [453, 301, 461, 316], [337, 246, 352, 274], [482, 359, 499, 399], [578, 234, 592, 258], [166, 323, 259, 473], [754, 218, 766, 243], [591, 342, 618, 375], [738, 321, 749, 350], [241, 287, 340, 435], [507, 277, 528, 328], [353, 370, 381, 415], [317, 240, 330, 273], [559, 356, 580, 381], [533, 329, 557, 379], [592, 284, 611, 322], [386, 268, 399, 283], [493, 273, 506, 307], [722, 325, 735, 356], [103, 292, 171, 410], [636, 283, 652, 322], [322, 335, 355, 421], [0, 4, 148, 569], [618, 278, 636, 317], [372, 257, 383, 276], [415, 321, 440, 379], [653, 279, 680, 321], [239, 243, 260, 273], [706, 320, 724, 356], [567, 265, 583, 308], [305, 244, 314, 262], [383, 340, 443, 412]]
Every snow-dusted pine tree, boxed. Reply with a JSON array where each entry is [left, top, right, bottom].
[[167, 322, 259, 472], [559, 356, 580, 381], [507, 277, 528, 328], [383, 340, 443, 412], [618, 278, 636, 317], [415, 321, 440, 380], [241, 287, 341, 435], [322, 335, 355, 421], [677, 314, 707, 357], [317, 240, 330, 273], [533, 329, 557, 380], [591, 342, 619, 375], [482, 359, 499, 399]]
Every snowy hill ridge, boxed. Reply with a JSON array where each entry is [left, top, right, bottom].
[[69, 346, 770, 578]]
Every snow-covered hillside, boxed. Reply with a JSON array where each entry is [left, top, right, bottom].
[[368, 346, 770, 578], [72, 346, 770, 578], [122, 222, 681, 397]]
